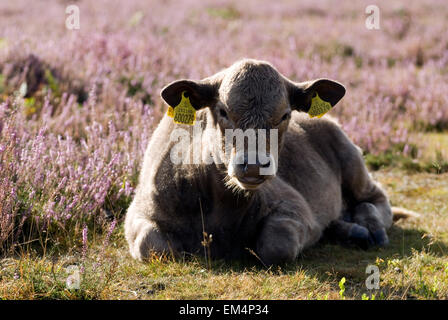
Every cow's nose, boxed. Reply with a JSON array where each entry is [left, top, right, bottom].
[[228, 151, 276, 188], [236, 154, 271, 177]]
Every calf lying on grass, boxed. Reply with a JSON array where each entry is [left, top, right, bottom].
[[125, 59, 417, 265]]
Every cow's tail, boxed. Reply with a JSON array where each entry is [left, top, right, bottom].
[[392, 206, 421, 222]]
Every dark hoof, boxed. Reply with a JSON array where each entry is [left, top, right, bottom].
[[371, 229, 389, 247], [348, 224, 371, 250]]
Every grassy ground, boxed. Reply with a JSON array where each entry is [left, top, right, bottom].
[[1, 168, 447, 300]]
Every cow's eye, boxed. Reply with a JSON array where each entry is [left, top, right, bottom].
[[219, 108, 228, 119], [281, 112, 290, 122]]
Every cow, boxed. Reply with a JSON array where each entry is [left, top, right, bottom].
[[124, 59, 417, 266]]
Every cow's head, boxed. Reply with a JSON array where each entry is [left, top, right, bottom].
[[161, 59, 345, 190]]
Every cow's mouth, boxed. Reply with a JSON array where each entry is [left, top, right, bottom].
[[236, 176, 266, 190]]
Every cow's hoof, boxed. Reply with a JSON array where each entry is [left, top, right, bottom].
[[348, 224, 371, 250], [257, 245, 297, 266], [370, 228, 389, 247]]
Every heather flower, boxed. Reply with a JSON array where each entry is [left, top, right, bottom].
[[82, 225, 88, 259], [103, 219, 117, 250]]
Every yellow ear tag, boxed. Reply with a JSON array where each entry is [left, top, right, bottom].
[[167, 106, 175, 118], [169, 91, 196, 125], [308, 93, 332, 118]]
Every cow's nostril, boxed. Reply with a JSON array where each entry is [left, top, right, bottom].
[[260, 160, 271, 168]]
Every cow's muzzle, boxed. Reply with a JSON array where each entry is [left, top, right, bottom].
[[228, 151, 277, 190]]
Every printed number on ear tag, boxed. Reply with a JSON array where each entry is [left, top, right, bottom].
[[308, 93, 332, 118], [166, 91, 196, 125]]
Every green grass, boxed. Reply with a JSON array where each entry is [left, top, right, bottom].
[[365, 132, 448, 173], [206, 6, 241, 20], [1, 168, 447, 300]]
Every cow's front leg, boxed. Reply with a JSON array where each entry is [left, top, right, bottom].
[[256, 212, 309, 265], [255, 181, 321, 266]]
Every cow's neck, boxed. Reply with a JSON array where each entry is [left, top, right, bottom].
[[209, 165, 260, 211]]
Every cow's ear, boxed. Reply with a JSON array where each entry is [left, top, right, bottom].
[[161, 74, 222, 110], [285, 78, 346, 113]]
